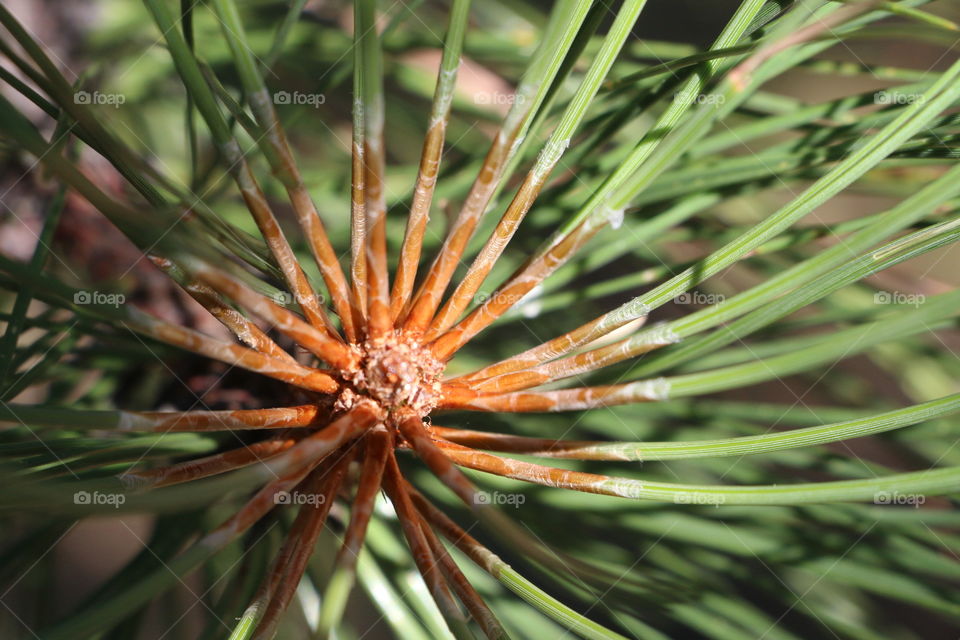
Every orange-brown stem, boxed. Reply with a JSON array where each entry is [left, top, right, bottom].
[[290, 181, 358, 343], [408, 485, 502, 575], [202, 442, 330, 548], [391, 119, 446, 320], [430, 217, 601, 360], [454, 308, 648, 384], [227, 149, 335, 336], [244, 84, 355, 341], [364, 137, 391, 339], [254, 452, 353, 639], [349, 138, 368, 332], [121, 436, 299, 489], [382, 452, 466, 622], [263, 402, 380, 475], [192, 262, 359, 371], [439, 378, 665, 412], [246, 462, 336, 620], [466, 337, 669, 395], [397, 413, 478, 507], [124, 309, 339, 393], [331, 427, 391, 567], [128, 405, 327, 433], [149, 255, 296, 363], [439, 441, 640, 499], [432, 427, 598, 456], [424, 139, 568, 342], [403, 119, 520, 335], [419, 511, 508, 640]]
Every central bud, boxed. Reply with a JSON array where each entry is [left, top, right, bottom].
[[338, 332, 443, 416]]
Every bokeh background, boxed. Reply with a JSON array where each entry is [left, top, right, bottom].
[[2, 1, 959, 638]]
